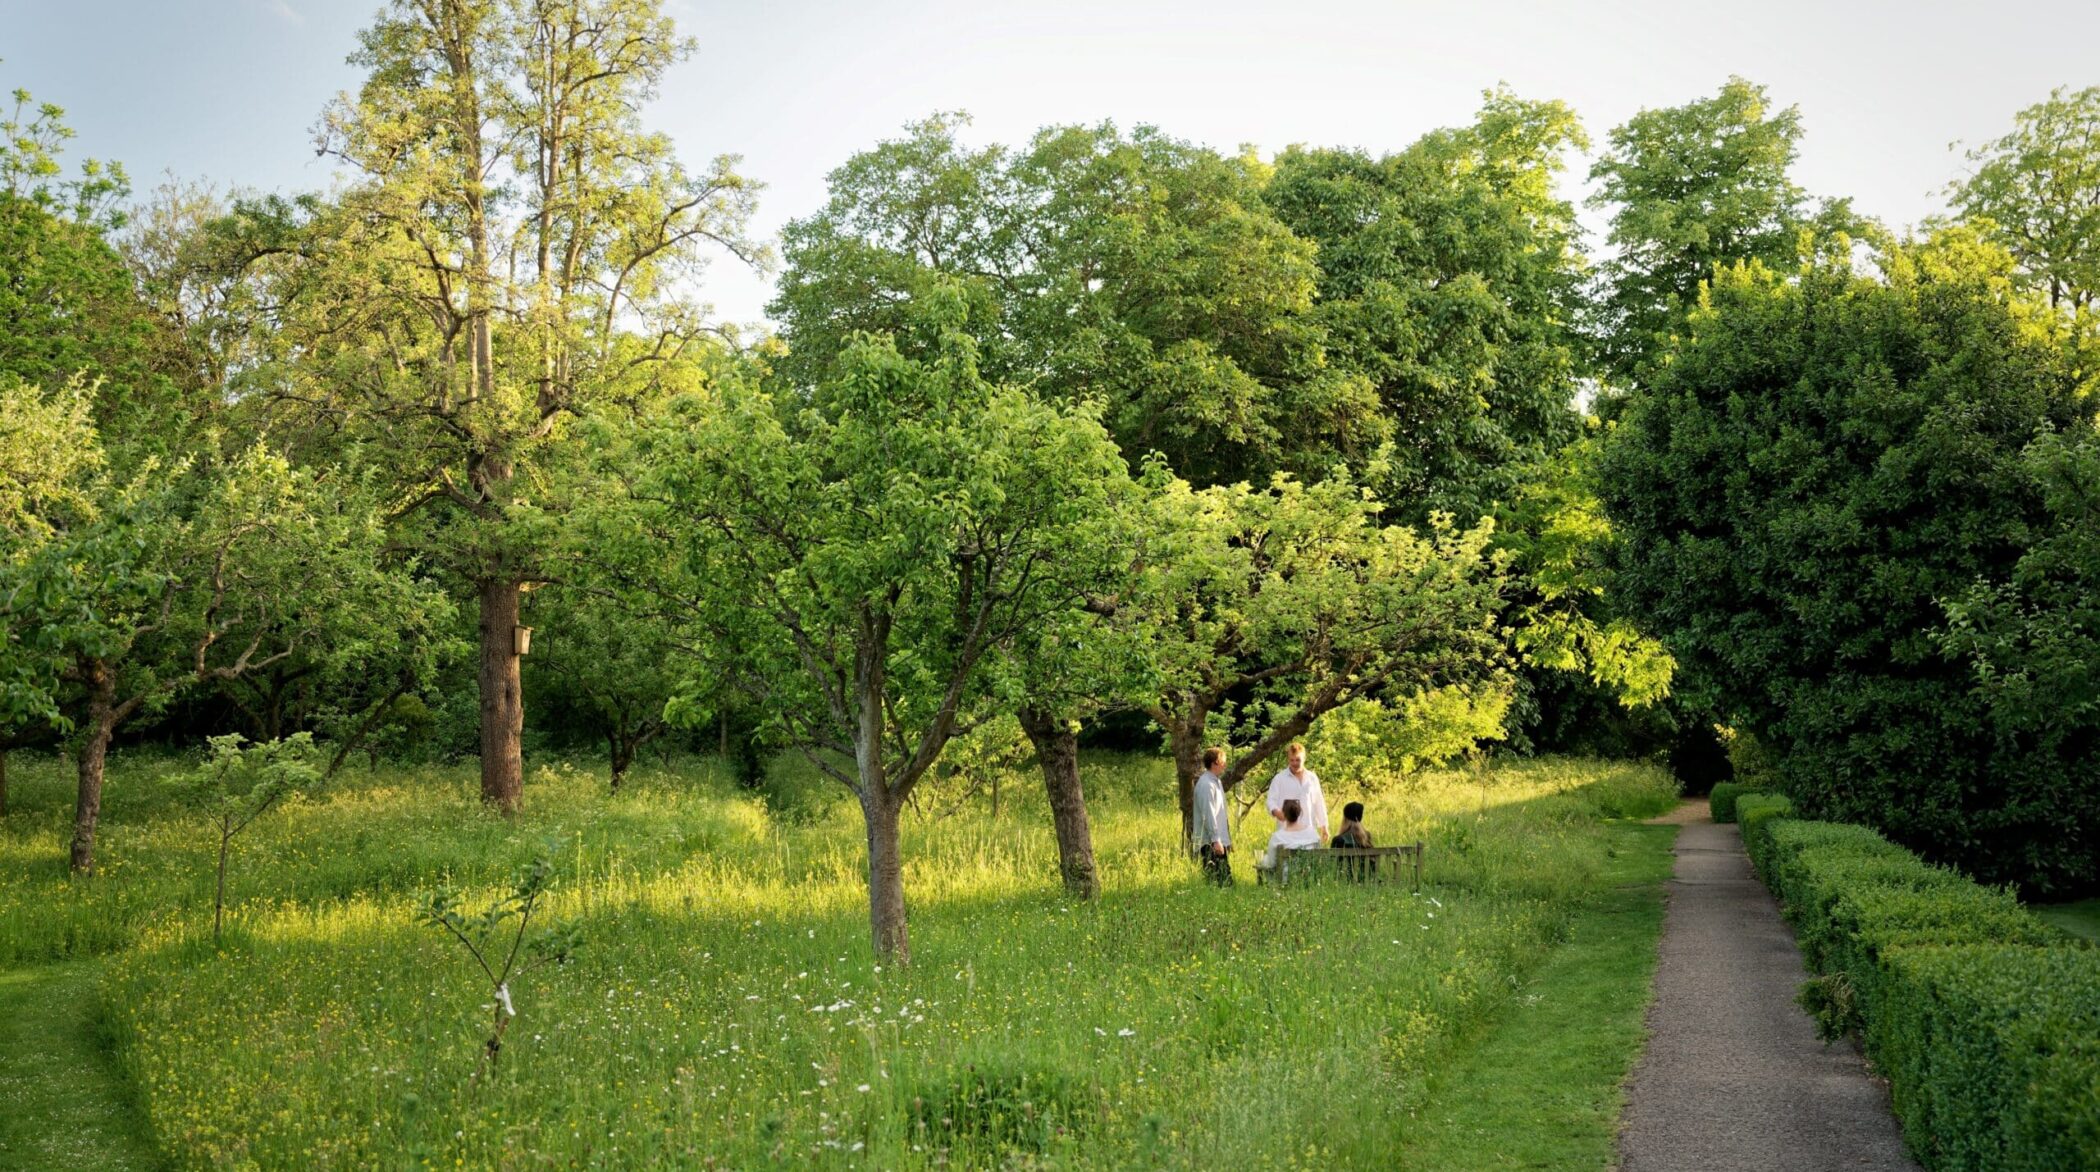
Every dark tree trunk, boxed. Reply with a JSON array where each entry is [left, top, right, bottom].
[[325, 676, 412, 780], [608, 729, 633, 791], [477, 578, 524, 813], [1164, 709, 1208, 847], [70, 664, 118, 873], [1018, 706, 1099, 899], [861, 787, 909, 964]]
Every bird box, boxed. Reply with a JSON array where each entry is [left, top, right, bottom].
[[514, 625, 534, 656]]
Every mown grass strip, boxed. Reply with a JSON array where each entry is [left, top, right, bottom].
[[0, 962, 159, 1172], [1388, 822, 1676, 1170]]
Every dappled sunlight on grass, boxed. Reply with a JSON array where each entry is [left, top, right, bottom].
[[2, 750, 1677, 1168]]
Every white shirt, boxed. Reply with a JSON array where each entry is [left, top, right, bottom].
[[1261, 823, 1324, 868], [1191, 770, 1231, 850], [1265, 767, 1329, 837]]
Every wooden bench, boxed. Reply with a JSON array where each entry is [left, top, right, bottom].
[[1264, 842, 1424, 892]]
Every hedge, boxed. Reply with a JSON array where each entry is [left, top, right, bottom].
[[1708, 782, 1762, 823], [1733, 792, 1793, 876], [1746, 811, 2098, 1170]]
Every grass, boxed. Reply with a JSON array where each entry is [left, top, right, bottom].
[[1396, 823, 1676, 1169], [0, 962, 159, 1172], [0, 749, 1678, 1169], [2034, 897, 2100, 942]]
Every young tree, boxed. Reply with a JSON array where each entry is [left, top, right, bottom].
[[1588, 77, 1867, 387], [1596, 229, 2093, 890], [250, 0, 758, 812], [180, 733, 323, 943], [1136, 472, 1510, 838], [1948, 85, 2100, 313], [625, 298, 1136, 960]]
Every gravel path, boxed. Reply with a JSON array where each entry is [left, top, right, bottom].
[[1616, 809, 1919, 1171]]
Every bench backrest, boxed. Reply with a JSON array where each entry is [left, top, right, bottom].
[[1274, 842, 1424, 891]]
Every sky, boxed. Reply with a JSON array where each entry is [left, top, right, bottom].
[[6, 0, 2099, 327]]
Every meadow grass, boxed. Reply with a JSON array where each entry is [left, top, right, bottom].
[[0, 750, 1676, 1169]]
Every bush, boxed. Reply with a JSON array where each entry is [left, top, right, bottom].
[[1874, 945, 2100, 1172], [1733, 793, 1793, 875], [1707, 782, 1762, 823]]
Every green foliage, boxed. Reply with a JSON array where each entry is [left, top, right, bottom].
[[1588, 76, 1869, 386], [1875, 945, 2100, 1172], [1948, 85, 2100, 312], [1598, 230, 2097, 891], [1263, 87, 1591, 519], [182, 732, 323, 941], [1706, 782, 1761, 823]]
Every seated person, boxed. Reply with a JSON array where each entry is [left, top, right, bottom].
[[1331, 800, 1376, 879], [1259, 798, 1325, 870]]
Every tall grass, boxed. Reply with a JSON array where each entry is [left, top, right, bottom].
[[1, 750, 1674, 1168]]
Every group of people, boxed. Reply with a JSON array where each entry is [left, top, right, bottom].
[[1188, 742, 1374, 884]]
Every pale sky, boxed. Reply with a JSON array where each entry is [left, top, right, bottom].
[[6, 0, 2098, 326]]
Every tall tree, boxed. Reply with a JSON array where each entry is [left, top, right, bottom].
[[1264, 88, 1592, 521], [1588, 77, 1865, 387], [624, 297, 1135, 960], [772, 115, 1383, 487], [1597, 229, 2094, 891], [259, 0, 758, 812], [1948, 84, 2100, 313]]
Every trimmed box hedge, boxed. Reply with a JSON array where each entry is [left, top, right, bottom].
[[1707, 782, 1762, 823], [1743, 810, 2098, 1170], [1874, 945, 2100, 1172]]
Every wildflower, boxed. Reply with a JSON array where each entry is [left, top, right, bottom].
[[856, 1083, 870, 1093], [1117, 1028, 1135, 1038]]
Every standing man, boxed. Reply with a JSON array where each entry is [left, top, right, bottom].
[[1265, 742, 1330, 843], [1191, 746, 1233, 885]]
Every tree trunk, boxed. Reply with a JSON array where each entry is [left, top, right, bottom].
[[1166, 712, 1208, 847], [214, 821, 231, 943], [477, 578, 525, 813], [861, 787, 909, 964], [70, 666, 118, 873], [1018, 706, 1099, 899], [608, 730, 633, 791]]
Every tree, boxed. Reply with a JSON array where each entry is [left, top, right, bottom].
[[1596, 229, 2094, 890], [1263, 88, 1592, 521], [180, 733, 323, 943], [1588, 77, 1866, 387], [524, 580, 684, 789], [19, 444, 397, 871], [772, 114, 1382, 487], [252, 0, 758, 813], [625, 298, 1136, 960], [1949, 85, 2100, 313], [1940, 424, 2100, 889], [1135, 471, 1510, 839]]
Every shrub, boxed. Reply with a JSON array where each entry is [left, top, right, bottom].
[[1707, 782, 1762, 823], [1873, 945, 2100, 1172], [1733, 793, 1793, 875]]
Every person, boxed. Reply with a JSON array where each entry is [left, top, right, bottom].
[[1259, 798, 1324, 871], [1264, 743, 1329, 842], [1190, 746, 1233, 885], [1331, 800, 1376, 880]]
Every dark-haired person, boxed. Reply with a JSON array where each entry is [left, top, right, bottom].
[[1331, 800, 1376, 880], [1190, 746, 1233, 885], [1258, 797, 1323, 872]]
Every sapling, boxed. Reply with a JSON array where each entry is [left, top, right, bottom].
[[182, 733, 322, 944], [418, 847, 582, 1070]]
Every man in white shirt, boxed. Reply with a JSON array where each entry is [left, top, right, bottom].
[[1264, 742, 1329, 842], [1190, 747, 1232, 885]]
